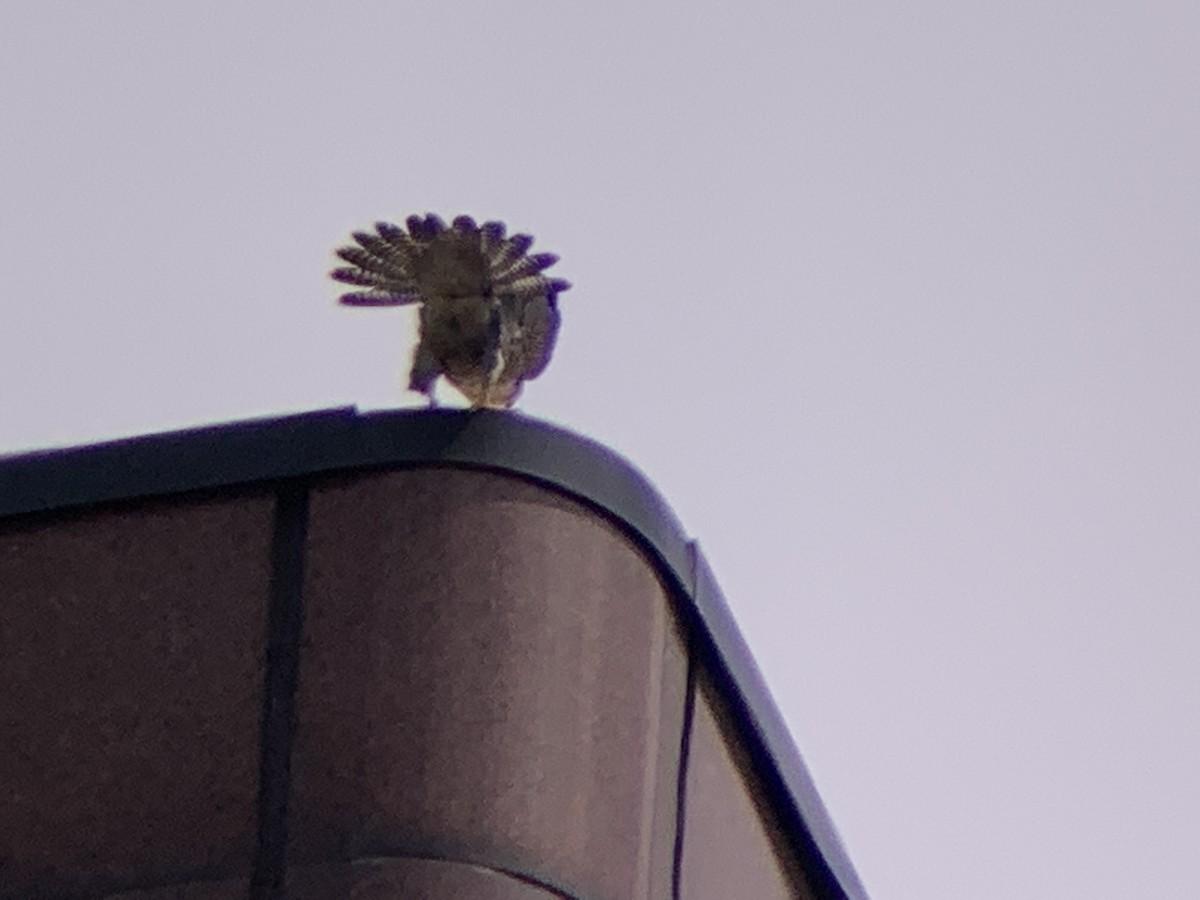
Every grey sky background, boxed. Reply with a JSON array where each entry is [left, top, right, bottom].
[[2, 4, 1197, 896]]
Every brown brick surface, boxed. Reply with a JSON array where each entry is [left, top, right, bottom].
[[290, 468, 688, 900], [102, 857, 563, 900], [0, 495, 274, 896], [286, 857, 568, 899], [104, 877, 248, 899], [678, 675, 815, 900]]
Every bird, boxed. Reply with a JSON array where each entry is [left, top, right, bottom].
[[331, 213, 571, 409]]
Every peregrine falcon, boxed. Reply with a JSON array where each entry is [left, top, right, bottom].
[[331, 213, 570, 408]]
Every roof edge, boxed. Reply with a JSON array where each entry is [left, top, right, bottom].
[[0, 406, 866, 898]]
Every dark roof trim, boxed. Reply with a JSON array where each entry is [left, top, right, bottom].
[[689, 547, 868, 898], [0, 407, 866, 898]]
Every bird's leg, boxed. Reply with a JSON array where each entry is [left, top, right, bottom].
[[408, 338, 442, 408]]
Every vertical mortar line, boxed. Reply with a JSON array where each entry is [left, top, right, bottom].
[[671, 643, 698, 900], [250, 481, 311, 899], [670, 543, 701, 900]]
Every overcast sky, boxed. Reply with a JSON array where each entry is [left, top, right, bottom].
[[3, 4, 1197, 897]]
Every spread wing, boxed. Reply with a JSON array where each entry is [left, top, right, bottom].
[[332, 213, 571, 406], [501, 291, 562, 383]]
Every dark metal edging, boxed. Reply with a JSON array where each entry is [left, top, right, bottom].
[[0, 407, 866, 898], [688, 547, 868, 899]]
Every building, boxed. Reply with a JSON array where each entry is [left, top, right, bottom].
[[0, 408, 866, 899]]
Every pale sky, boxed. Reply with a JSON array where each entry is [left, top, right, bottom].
[[3, 4, 1197, 897]]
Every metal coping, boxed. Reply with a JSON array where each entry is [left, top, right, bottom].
[[0, 407, 867, 899]]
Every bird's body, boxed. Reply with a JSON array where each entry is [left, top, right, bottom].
[[331, 213, 569, 408]]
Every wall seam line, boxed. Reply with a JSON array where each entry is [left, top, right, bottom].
[[250, 481, 311, 899]]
